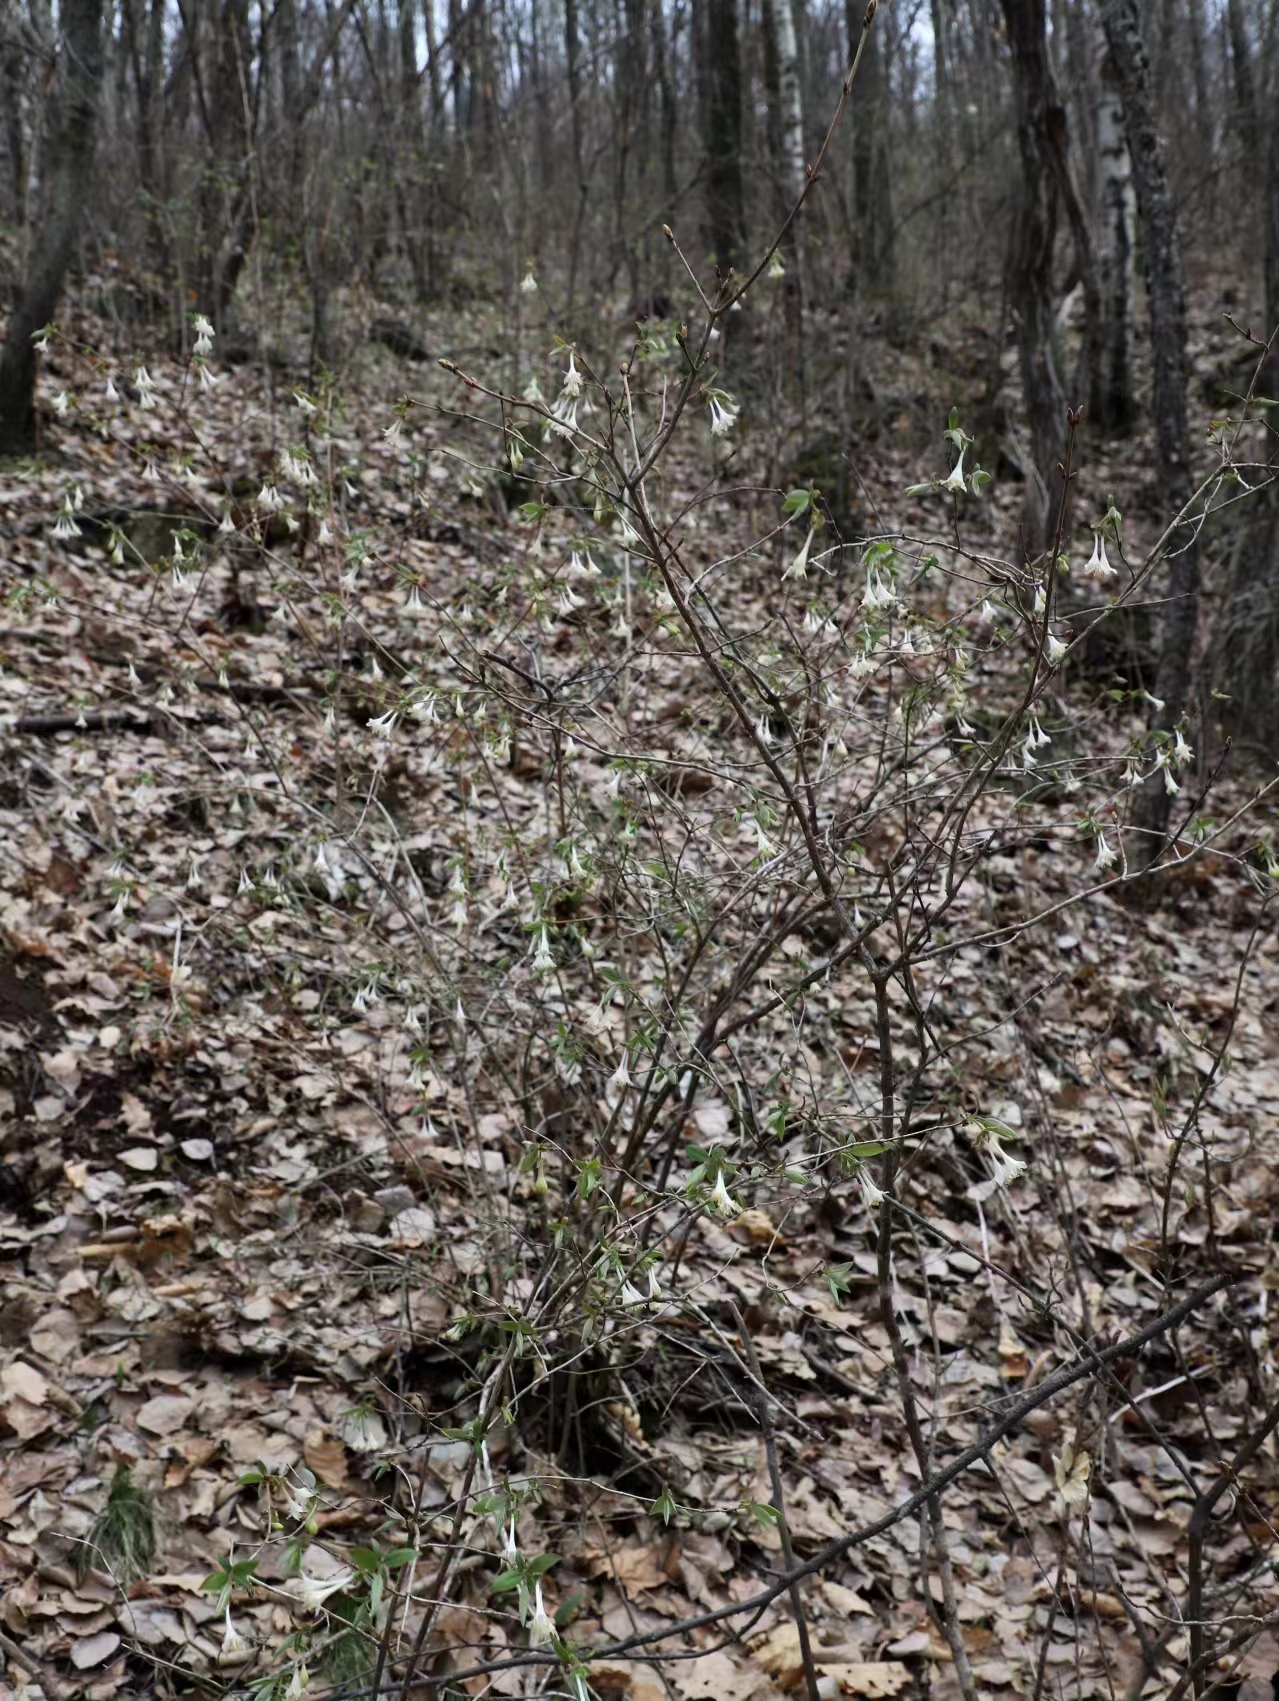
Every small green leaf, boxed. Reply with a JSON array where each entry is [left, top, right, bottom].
[[554, 1590, 587, 1627], [743, 1500, 780, 1529], [491, 1568, 521, 1593], [652, 1484, 677, 1526]]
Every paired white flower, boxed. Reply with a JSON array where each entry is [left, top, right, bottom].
[[862, 567, 895, 615], [968, 1123, 1026, 1190], [367, 709, 397, 739], [193, 314, 215, 356], [1081, 533, 1117, 581], [530, 927, 555, 975], [1094, 831, 1117, 872]]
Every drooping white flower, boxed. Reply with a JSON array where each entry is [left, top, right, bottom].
[[708, 1172, 742, 1218], [609, 1050, 632, 1094], [52, 510, 81, 540], [1164, 765, 1180, 796], [970, 1125, 1026, 1190], [767, 250, 786, 279], [503, 1516, 519, 1565], [530, 927, 555, 974], [199, 362, 218, 390], [193, 314, 215, 356], [561, 352, 583, 400], [647, 1267, 662, 1302], [1173, 729, 1194, 767], [220, 1608, 249, 1659], [863, 568, 895, 615], [284, 1663, 311, 1698], [783, 529, 813, 582], [620, 1280, 646, 1307], [367, 709, 397, 739], [105, 376, 119, 402], [708, 396, 739, 437], [858, 1167, 887, 1211], [1081, 533, 1117, 581], [529, 1582, 556, 1645], [51, 390, 70, 416], [519, 270, 539, 295], [1047, 633, 1068, 664], [942, 450, 967, 495], [1094, 831, 1117, 872]]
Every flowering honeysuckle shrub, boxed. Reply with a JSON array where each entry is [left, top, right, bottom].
[[12, 239, 1276, 1697]]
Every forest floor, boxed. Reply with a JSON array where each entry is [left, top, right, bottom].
[[1, 275, 1278, 1701]]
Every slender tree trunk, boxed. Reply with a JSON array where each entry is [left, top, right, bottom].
[[846, 0, 893, 296], [0, 0, 105, 457], [700, 0, 745, 275], [998, 0, 1067, 558], [1093, 47, 1136, 432], [0, 0, 29, 222], [1102, 0, 1199, 869]]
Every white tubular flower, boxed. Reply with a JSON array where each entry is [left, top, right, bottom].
[[284, 1663, 311, 1698], [1047, 634, 1067, 665], [754, 713, 773, 748], [767, 250, 786, 279], [503, 1515, 519, 1565], [1173, 729, 1194, 767], [620, 1280, 646, 1307], [199, 362, 218, 390], [561, 352, 583, 399], [551, 396, 579, 437], [519, 270, 539, 294], [52, 390, 70, 416], [367, 709, 397, 738], [531, 927, 555, 975], [709, 1171, 742, 1218], [647, 1267, 662, 1302], [858, 1167, 887, 1211], [52, 510, 81, 540], [105, 375, 119, 402], [1033, 583, 1047, 616], [863, 568, 894, 614], [1094, 831, 1117, 872], [220, 1608, 249, 1659], [783, 529, 813, 582], [1081, 533, 1117, 581], [1164, 765, 1180, 796], [529, 1582, 556, 1645], [609, 1050, 632, 1094], [193, 314, 215, 356], [708, 396, 739, 437], [942, 450, 966, 495], [970, 1125, 1026, 1190], [290, 1568, 354, 1611]]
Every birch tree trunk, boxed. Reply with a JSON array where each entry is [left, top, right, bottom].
[[1092, 48, 1136, 432]]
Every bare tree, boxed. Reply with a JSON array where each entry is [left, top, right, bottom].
[[0, 0, 105, 457]]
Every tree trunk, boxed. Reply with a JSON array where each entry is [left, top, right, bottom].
[[700, 0, 744, 275], [1093, 47, 1136, 432], [846, 0, 893, 296], [998, 0, 1067, 558], [0, 0, 105, 458], [1102, 0, 1198, 869]]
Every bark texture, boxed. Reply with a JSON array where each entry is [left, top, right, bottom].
[[1102, 0, 1198, 867], [0, 0, 105, 457]]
